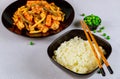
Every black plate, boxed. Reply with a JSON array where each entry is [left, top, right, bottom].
[[2, 0, 74, 37], [47, 29, 112, 78]]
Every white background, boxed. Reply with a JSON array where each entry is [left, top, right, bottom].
[[0, 0, 120, 79]]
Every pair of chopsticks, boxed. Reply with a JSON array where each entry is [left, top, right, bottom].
[[80, 20, 113, 76]]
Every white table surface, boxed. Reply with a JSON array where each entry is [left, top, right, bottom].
[[0, 0, 120, 79]]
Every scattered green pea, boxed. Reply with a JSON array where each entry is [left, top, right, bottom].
[[81, 13, 85, 16], [102, 33, 107, 36], [97, 29, 102, 33], [106, 36, 110, 40], [100, 26, 105, 30], [93, 30, 97, 33], [29, 41, 34, 45], [97, 69, 101, 74]]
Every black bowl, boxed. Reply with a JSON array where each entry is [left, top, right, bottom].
[[1, 0, 74, 38], [47, 29, 112, 78]]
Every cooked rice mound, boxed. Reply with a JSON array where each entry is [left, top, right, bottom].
[[53, 36, 105, 74]]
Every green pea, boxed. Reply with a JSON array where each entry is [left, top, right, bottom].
[[92, 16, 95, 19], [29, 41, 34, 45], [100, 26, 105, 30], [97, 69, 101, 74], [102, 33, 107, 36], [81, 13, 85, 16], [88, 22, 92, 26], [97, 29, 102, 32], [93, 30, 97, 33], [106, 36, 110, 40]]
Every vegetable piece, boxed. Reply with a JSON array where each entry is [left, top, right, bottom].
[[97, 29, 102, 33]]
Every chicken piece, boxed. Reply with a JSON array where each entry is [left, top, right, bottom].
[[42, 26, 49, 33], [45, 15, 52, 26], [13, 11, 22, 23], [31, 4, 44, 14], [51, 20, 60, 30], [26, 24, 30, 31], [23, 12, 33, 22], [45, 3, 50, 9], [37, 24, 49, 33], [29, 25, 49, 34], [12, 16, 19, 24], [51, 15, 62, 21], [29, 24, 42, 33], [16, 21, 25, 30], [26, 1, 40, 7], [34, 16, 40, 24], [36, 24, 44, 32]]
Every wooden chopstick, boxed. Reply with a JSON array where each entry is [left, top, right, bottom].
[[80, 20, 113, 76], [80, 20, 105, 76], [81, 21, 113, 74]]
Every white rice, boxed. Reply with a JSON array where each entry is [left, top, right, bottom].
[[53, 36, 105, 74]]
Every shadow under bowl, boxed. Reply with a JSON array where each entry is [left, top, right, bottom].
[[2, 0, 74, 38], [47, 29, 112, 78]]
